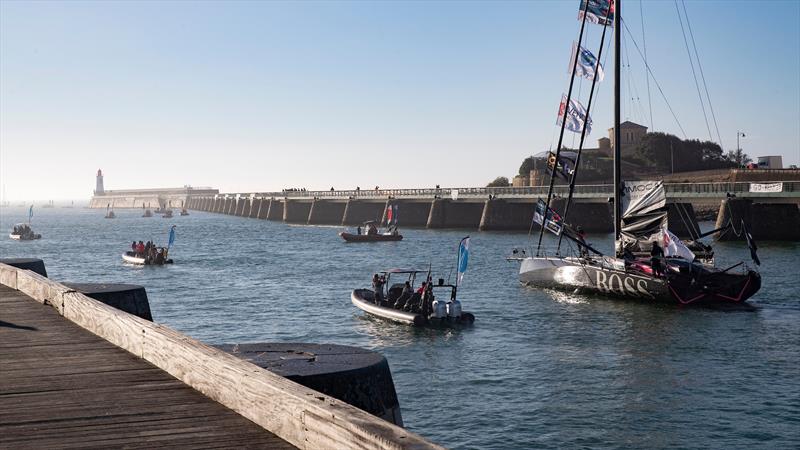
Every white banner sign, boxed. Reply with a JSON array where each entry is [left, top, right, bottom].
[[451, 189, 459, 201], [749, 182, 783, 193]]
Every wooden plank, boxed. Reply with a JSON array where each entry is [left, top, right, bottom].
[[0, 263, 17, 289]]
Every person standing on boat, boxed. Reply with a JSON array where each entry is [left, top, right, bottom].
[[576, 226, 588, 258], [131, 241, 137, 253], [136, 241, 145, 256], [372, 274, 383, 304], [651, 241, 665, 276]]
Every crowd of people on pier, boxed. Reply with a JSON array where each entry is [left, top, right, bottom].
[[130, 240, 168, 264]]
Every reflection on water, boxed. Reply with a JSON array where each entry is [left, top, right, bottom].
[[1, 206, 798, 449]]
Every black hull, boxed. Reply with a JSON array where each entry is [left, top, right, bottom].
[[519, 257, 760, 305]]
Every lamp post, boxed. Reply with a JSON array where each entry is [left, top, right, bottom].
[[736, 131, 746, 167]]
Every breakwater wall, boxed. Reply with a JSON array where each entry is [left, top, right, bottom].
[[186, 193, 800, 240], [90, 187, 218, 209], [0, 260, 441, 449]]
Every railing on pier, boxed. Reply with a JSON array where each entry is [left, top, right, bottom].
[[207, 181, 800, 201]]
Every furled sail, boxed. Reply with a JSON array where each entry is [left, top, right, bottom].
[[619, 180, 668, 251]]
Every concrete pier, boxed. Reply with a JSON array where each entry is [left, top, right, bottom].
[[267, 199, 284, 221], [224, 197, 235, 215], [667, 203, 701, 239], [283, 199, 312, 223], [249, 198, 262, 218], [716, 198, 800, 241], [308, 200, 348, 225], [388, 200, 432, 227], [478, 199, 535, 231], [234, 198, 246, 216], [342, 199, 385, 225], [426, 199, 484, 229], [258, 198, 271, 219], [549, 198, 613, 233], [241, 198, 252, 217]]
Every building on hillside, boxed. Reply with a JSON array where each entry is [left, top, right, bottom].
[[757, 155, 783, 169], [610, 121, 648, 150]]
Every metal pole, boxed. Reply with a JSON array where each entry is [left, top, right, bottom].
[[534, 0, 592, 255], [613, 0, 623, 255]]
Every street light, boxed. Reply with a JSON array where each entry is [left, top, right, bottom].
[[736, 131, 746, 167]]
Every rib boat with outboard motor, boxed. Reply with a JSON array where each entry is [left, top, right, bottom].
[[9, 223, 41, 241], [9, 206, 41, 240], [352, 237, 474, 326], [340, 220, 402, 242], [122, 225, 177, 266], [352, 269, 474, 326], [512, 0, 761, 305]]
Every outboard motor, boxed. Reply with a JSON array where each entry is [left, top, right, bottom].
[[431, 297, 447, 319], [447, 299, 462, 319]]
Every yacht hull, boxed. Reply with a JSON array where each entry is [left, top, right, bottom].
[[519, 256, 759, 305]]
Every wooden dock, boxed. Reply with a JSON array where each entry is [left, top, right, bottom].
[[0, 263, 440, 450], [0, 284, 294, 449]]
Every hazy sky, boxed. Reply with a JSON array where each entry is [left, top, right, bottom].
[[1, 0, 798, 200]]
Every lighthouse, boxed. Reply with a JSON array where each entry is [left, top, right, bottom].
[[95, 169, 104, 195]]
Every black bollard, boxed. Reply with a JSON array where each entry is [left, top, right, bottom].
[[0, 258, 47, 277], [62, 283, 153, 321], [217, 343, 404, 426]]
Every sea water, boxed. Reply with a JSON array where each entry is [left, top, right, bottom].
[[1, 206, 798, 449]]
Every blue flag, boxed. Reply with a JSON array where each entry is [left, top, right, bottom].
[[457, 236, 470, 286], [168, 225, 176, 247]]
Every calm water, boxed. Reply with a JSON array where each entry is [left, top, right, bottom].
[[1, 206, 798, 449]]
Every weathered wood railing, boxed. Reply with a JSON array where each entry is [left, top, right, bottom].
[[0, 263, 442, 450]]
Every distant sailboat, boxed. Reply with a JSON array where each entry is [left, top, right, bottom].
[[105, 202, 116, 219]]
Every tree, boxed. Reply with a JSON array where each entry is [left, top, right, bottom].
[[487, 176, 510, 187], [631, 132, 734, 173]]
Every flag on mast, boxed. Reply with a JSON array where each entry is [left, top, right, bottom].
[[569, 41, 605, 81], [28, 205, 33, 223], [556, 94, 592, 135], [578, 0, 614, 27], [457, 237, 470, 286]]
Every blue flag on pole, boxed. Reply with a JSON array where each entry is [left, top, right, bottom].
[[168, 225, 176, 247], [457, 236, 470, 286]]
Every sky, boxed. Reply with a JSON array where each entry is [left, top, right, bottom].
[[1, 0, 798, 201]]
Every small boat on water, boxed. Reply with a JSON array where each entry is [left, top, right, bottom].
[[122, 226, 177, 266], [122, 250, 173, 265], [340, 221, 402, 242], [352, 269, 474, 327], [9, 223, 41, 241], [104, 203, 115, 219], [162, 209, 173, 218], [351, 237, 474, 327], [180, 208, 189, 216]]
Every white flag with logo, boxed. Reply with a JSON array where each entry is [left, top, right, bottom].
[[569, 41, 605, 82], [556, 94, 592, 135], [662, 228, 695, 261]]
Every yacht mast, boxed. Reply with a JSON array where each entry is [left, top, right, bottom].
[[613, 0, 622, 255]]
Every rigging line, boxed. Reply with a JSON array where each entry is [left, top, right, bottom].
[[621, 19, 687, 138], [674, 0, 713, 141], [681, 0, 723, 148], [640, 0, 654, 129]]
